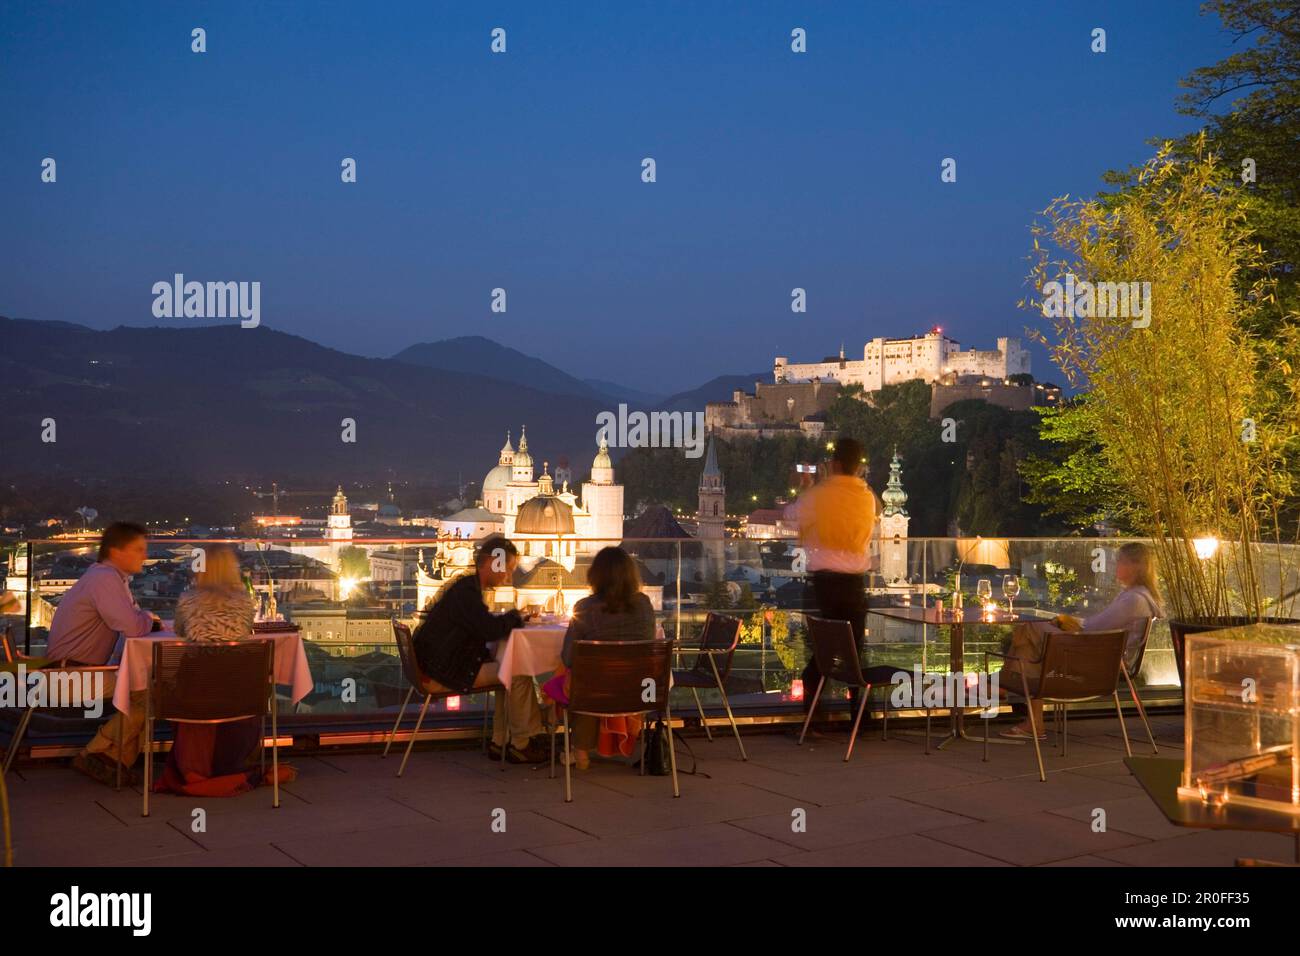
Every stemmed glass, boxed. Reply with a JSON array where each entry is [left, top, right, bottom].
[[1002, 575, 1020, 614], [976, 579, 992, 607]]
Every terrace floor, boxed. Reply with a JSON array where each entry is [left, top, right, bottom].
[[7, 713, 1296, 867]]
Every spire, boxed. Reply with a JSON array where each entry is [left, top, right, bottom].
[[538, 461, 554, 496], [702, 437, 720, 478], [882, 448, 909, 517]]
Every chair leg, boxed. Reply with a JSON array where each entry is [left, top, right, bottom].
[[665, 704, 680, 798], [1062, 703, 1069, 757], [142, 716, 153, 817], [398, 694, 432, 778], [563, 714, 573, 803], [383, 686, 414, 758], [271, 693, 280, 809], [548, 709, 558, 780], [1113, 691, 1132, 757], [259, 716, 266, 778], [710, 659, 746, 761], [499, 688, 509, 772], [691, 688, 712, 741], [115, 713, 123, 791], [1124, 666, 1159, 754], [881, 698, 888, 742], [925, 708, 931, 755], [983, 703, 989, 762], [797, 678, 825, 746], [1024, 697, 1045, 780], [2, 707, 35, 779], [481, 690, 491, 753], [844, 688, 870, 762]]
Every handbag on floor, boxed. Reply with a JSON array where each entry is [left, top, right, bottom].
[[638, 719, 707, 777]]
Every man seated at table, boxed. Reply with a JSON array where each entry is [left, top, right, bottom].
[[46, 522, 160, 786], [413, 535, 548, 764]]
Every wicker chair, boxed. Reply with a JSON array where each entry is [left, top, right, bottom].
[[383, 620, 502, 776], [142, 640, 277, 816], [798, 616, 916, 761], [562, 639, 677, 803], [985, 629, 1130, 782], [672, 612, 747, 760]]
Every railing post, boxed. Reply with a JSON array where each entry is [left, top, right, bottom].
[[23, 540, 33, 655], [675, 539, 682, 643]]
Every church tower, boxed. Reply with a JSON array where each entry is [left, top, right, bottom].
[[581, 436, 624, 546], [878, 449, 910, 584], [505, 425, 539, 521], [697, 438, 726, 540], [327, 486, 353, 542]]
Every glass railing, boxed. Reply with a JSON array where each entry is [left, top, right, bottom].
[[5, 534, 1298, 732]]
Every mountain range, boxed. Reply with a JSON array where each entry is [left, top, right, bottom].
[[0, 317, 766, 489]]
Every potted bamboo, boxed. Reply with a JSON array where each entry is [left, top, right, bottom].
[[1026, 141, 1300, 680]]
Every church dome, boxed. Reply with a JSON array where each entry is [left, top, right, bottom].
[[515, 494, 575, 535], [483, 464, 512, 493]]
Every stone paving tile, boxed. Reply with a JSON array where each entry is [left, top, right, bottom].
[[126, 843, 305, 867], [729, 795, 977, 851], [530, 782, 797, 837], [1039, 855, 1131, 866], [900, 771, 1141, 821], [527, 821, 798, 867], [270, 811, 593, 866], [1048, 793, 1187, 841], [743, 758, 999, 806], [920, 811, 1151, 866], [775, 831, 1011, 867], [1094, 829, 1300, 867]]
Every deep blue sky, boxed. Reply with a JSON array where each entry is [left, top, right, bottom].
[[2, 1, 1233, 394]]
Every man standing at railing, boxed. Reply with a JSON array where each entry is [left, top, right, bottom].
[[47, 522, 160, 785], [795, 438, 876, 731]]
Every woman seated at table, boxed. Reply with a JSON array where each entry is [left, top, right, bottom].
[[545, 546, 655, 770], [156, 546, 287, 796], [999, 541, 1163, 740]]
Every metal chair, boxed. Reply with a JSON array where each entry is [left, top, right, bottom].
[[985, 628, 1130, 782], [798, 616, 916, 761], [142, 640, 277, 816], [672, 612, 747, 760], [383, 620, 501, 777], [1115, 618, 1159, 754], [562, 639, 677, 803], [2, 658, 115, 782]]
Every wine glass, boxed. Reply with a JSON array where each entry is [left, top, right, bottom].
[[1002, 575, 1020, 614], [976, 579, 992, 607]]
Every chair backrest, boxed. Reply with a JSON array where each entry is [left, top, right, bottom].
[[686, 612, 742, 682], [1123, 617, 1155, 679], [1037, 629, 1126, 702], [568, 639, 674, 717], [150, 640, 273, 723], [805, 615, 866, 687], [391, 620, 427, 689]]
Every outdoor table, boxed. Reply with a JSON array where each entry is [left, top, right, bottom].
[[1126, 755, 1300, 866], [111, 628, 314, 713], [869, 605, 1042, 749]]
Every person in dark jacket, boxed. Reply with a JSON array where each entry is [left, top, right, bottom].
[[413, 536, 547, 763]]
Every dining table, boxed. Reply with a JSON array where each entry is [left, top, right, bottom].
[[869, 604, 1043, 749], [494, 619, 668, 687], [111, 625, 315, 713]]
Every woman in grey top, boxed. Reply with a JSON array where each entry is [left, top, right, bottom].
[[560, 547, 655, 769]]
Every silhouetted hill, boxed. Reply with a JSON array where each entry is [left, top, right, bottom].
[[582, 378, 663, 408], [0, 317, 607, 487], [394, 336, 604, 401], [658, 372, 768, 413]]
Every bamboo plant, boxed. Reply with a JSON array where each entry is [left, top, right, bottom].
[[1025, 140, 1300, 622]]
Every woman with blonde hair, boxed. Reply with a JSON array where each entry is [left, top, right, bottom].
[[174, 546, 255, 643], [1000, 541, 1163, 739]]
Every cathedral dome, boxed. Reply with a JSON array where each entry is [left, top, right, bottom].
[[515, 494, 575, 535], [483, 464, 512, 493]]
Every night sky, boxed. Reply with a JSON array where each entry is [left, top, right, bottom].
[[1, 1, 1232, 394]]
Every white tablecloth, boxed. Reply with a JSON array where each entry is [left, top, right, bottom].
[[111, 630, 314, 712], [495, 626, 566, 687], [494, 624, 668, 687]]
